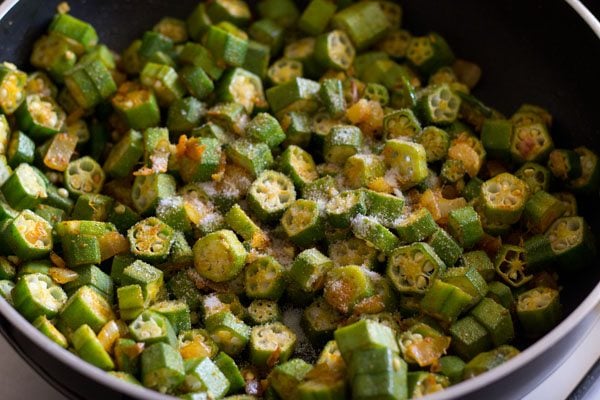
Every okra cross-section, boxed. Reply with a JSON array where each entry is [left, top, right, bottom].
[[64, 156, 105, 197], [12, 273, 67, 321], [387, 242, 446, 294], [480, 172, 529, 225], [248, 170, 296, 222], [494, 244, 531, 288], [250, 322, 297, 367], [193, 229, 247, 283], [545, 216, 596, 271], [4, 210, 53, 260], [516, 286, 561, 338], [128, 217, 174, 263]]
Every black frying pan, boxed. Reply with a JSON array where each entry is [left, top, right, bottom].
[[0, 1, 599, 399]]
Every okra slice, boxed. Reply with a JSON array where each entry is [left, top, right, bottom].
[[64, 156, 105, 197], [314, 30, 355, 71], [324, 125, 363, 165], [523, 191, 565, 233], [204, 24, 248, 68], [395, 207, 437, 244], [131, 173, 177, 215], [382, 139, 428, 189], [290, 248, 333, 293], [545, 216, 596, 271], [352, 368, 408, 400], [298, 0, 337, 35], [347, 346, 406, 381], [270, 358, 313, 399], [516, 286, 561, 338], [205, 310, 251, 356], [58, 285, 115, 334], [4, 210, 53, 260], [265, 77, 321, 116], [480, 172, 529, 225], [113, 338, 143, 376], [428, 228, 463, 267], [248, 170, 296, 222], [193, 229, 247, 283], [245, 256, 286, 300], [377, 28, 412, 58], [481, 119, 513, 161], [361, 189, 405, 228], [128, 217, 174, 263], [406, 33, 454, 76], [437, 356, 466, 385], [178, 137, 223, 183], [249, 18, 284, 54], [63, 264, 113, 300], [117, 284, 144, 321], [555, 193, 578, 219], [334, 319, 399, 362], [103, 129, 144, 179], [49, 12, 98, 51], [12, 273, 66, 321], [421, 278, 473, 323], [64, 59, 116, 109], [1, 163, 47, 210], [243, 40, 270, 80], [281, 199, 323, 247], [0, 62, 27, 114], [216, 68, 267, 114], [250, 322, 297, 367], [247, 299, 281, 325], [324, 265, 374, 314], [33, 315, 68, 348], [331, 1, 390, 50], [297, 379, 346, 400], [141, 342, 185, 393], [515, 162, 552, 194], [363, 82, 390, 106], [463, 345, 520, 380], [510, 123, 554, 164], [280, 145, 318, 190], [494, 245, 532, 288], [470, 297, 514, 346], [568, 146, 600, 194], [547, 149, 581, 181], [459, 251, 495, 282], [225, 139, 273, 177], [486, 281, 514, 311], [301, 298, 343, 345], [224, 204, 267, 249], [447, 206, 484, 249], [383, 109, 421, 140], [178, 329, 219, 360], [417, 84, 461, 125], [150, 300, 192, 335], [449, 316, 492, 361], [15, 94, 65, 139], [326, 190, 366, 229], [30, 34, 77, 83], [129, 310, 177, 347], [180, 66, 214, 101], [72, 193, 114, 221], [213, 352, 244, 395], [246, 112, 285, 149], [181, 357, 230, 398], [121, 260, 164, 305], [418, 126, 450, 162], [140, 62, 185, 106], [343, 154, 386, 189], [328, 236, 378, 270], [267, 58, 303, 86], [407, 372, 449, 398], [351, 214, 400, 254], [39, 132, 78, 173], [319, 79, 346, 118], [72, 324, 115, 371], [111, 82, 160, 131], [386, 242, 446, 295]]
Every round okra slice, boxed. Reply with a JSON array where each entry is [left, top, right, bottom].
[[64, 156, 105, 197], [314, 30, 355, 71], [206, 0, 251, 27], [281, 199, 323, 247], [302, 298, 343, 345], [383, 109, 422, 140], [178, 329, 219, 360], [129, 310, 178, 347], [515, 162, 552, 194], [279, 145, 318, 190], [248, 170, 296, 222], [323, 265, 375, 314], [545, 216, 596, 271], [4, 210, 53, 260], [250, 322, 297, 367], [417, 84, 461, 125], [462, 346, 519, 380], [363, 82, 390, 106], [205, 311, 251, 356], [382, 139, 428, 189], [12, 273, 66, 321], [289, 248, 333, 293], [267, 58, 303, 86], [1, 163, 47, 211], [343, 154, 386, 189], [245, 256, 287, 300], [140, 62, 185, 107], [15, 94, 66, 139], [0, 63, 27, 114], [547, 149, 582, 181], [247, 299, 281, 325], [378, 28, 412, 58], [128, 217, 174, 263], [568, 146, 600, 194], [216, 68, 266, 114], [494, 245, 532, 288], [418, 126, 450, 162], [394, 208, 437, 244], [193, 229, 247, 283], [516, 287, 561, 338], [325, 190, 366, 229], [510, 123, 554, 164], [141, 342, 185, 393], [111, 82, 160, 131], [386, 242, 446, 295], [328, 236, 379, 269], [447, 133, 486, 178], [324, 125, 363, 165], [132, 173, 177, 215], [480, 173, 529, 225], [440, 159, 466, 183], [406, 33, 454, 76]]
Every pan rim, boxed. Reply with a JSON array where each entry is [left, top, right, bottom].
[[0, 0, 598, 399]]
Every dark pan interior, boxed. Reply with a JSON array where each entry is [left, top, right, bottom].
[[0, 0, 599, 398]]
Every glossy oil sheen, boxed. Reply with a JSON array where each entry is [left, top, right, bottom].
[[0, 1, 598, 399]]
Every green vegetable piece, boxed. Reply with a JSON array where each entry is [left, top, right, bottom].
[[449, 316, 492, 361], [117, 284, 144, 321], [0, 63, 27, 114], [470, 297, 514, 346], [205, 311, 251, 356], [266, 77, 321, 116], [128, 217, 174, 263], [225, 139, 273, 177], [568, 146, 600, 194], [315, 30, 355, 71], [214, 352, 245, 394], [447, 206, 484, 249], [216, 68, 267, 114], [168, 269, 203, 311], [395, 207, 437, 244], [515, 162, 552, 194], [204, 24, 248, 68], [72, 324, 115, 370], [361, 189, 405, 228], [510, 123, 554, 164], [523, 191, 565, 233], [140, 62, 185, 106], [249, 18, 284, 54], [418, 126, 450, 162], [383, 109, 421, 140], [193, 229, 247, 283], [290, 248, 333, 294], [324, 265, 374, 314], [463, 345, 520, 380], [15, 95, 65, 139], [282, 199, 323, 247], [516, 286, 561, 338], [250, 322, 297, 367], [63, 264, 113, 299], [182, 357, 230, 398], [167, 97, 205, 133], [420, 279, 473, 323], [324, 125, 363, 165], [406, 32, 455, 76], [280, 145, 318, 190], [49, 13, 98, 50], [298, 0, 337, 36], [4, 210, 53, 260], [141, 342, 185, 393], [131, 173, 177, 215], [332, 2, 391, 50], [150, 300, 192, 335], [248, 170, 296, 222], [33, 315, 68, 348], [257, 0, 299, 28], [270, 359, 313, 399], [486, 281, 514, 310], [2, 163, 47, 210], [494, 244, 531, 288], [334, 319, 399, 362], [387, 242, 446, 294], [246, 112, 285, 149], [407, 371, 450, 398], [459, 251, 495, 282], [129, 310, 178, 347], [121, 260, 164, 304], [382, 139, 428, 189], [64, 156, 105, 197], [12, 273, 66, 321], [351, 214, 399, 254], [64, 59, 116, 109], [352, 369, 407, 400], [243, 40, 271, 79], [428, 228, 463, 268], [59, 286, 115, 334], [438, 356, 466, 384], [417, 84, 461, 125], [481, 119, 513, 161], [480, 173, 529, 225], [179, 137, 223, 184], [245, 256, 286, 300]]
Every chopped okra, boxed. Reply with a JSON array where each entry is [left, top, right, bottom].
[[0, 3, 596, 398]]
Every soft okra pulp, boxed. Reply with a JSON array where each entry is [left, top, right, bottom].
[[0, 0, 597, 399]]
